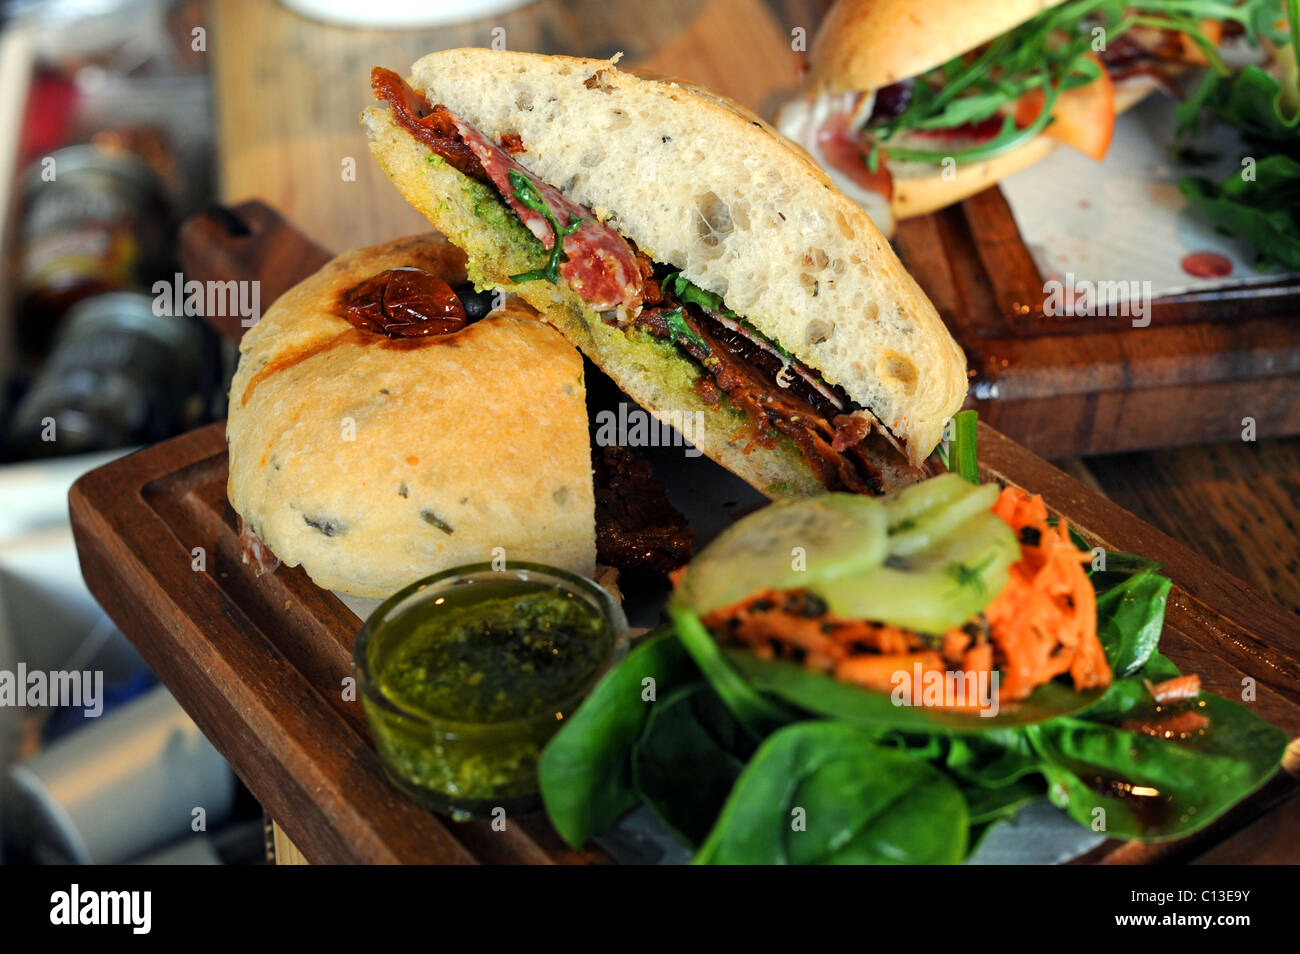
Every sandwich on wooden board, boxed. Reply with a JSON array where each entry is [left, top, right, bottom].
[[363, 49, 969, 500]]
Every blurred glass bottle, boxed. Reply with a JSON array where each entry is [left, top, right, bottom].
[[6, 292, 216, 458], [15, 144, 172, 360]]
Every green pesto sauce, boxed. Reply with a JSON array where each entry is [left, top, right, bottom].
[[460, 177, 544, 259], [375, 580, 612, 723]]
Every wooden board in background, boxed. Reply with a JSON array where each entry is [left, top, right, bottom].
[[893, 189, 1300, 457]]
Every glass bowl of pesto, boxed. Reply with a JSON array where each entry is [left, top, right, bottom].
[[354, 562, 628, 821]]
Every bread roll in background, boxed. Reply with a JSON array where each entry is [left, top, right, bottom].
[[806, 0, 1067, 93], [227, 233, 596, 598], [793, 0, 1161, 222]]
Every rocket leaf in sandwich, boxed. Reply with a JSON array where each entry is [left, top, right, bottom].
[[506, 168, 583, 285]]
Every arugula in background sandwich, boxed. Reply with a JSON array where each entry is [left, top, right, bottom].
[[865, 0, 1255, 169]]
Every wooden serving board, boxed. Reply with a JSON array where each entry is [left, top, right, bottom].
[[894, 188, 1300, 457], [67, 203, 1300, 864]]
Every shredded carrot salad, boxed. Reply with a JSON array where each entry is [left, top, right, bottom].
[[696, 485, 1114, 706], [698, 590, 993, 701], [985, 486, 1111, 700]]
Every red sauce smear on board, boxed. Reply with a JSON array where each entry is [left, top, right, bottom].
[[1180, 252, 1232, 279]]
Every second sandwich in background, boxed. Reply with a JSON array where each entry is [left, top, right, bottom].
[[363, 50, 968, 500], [780, 0, 1238, 235]]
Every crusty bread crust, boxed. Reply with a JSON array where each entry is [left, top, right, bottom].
[[808, 0, 1067, 93], [374, 49, 967, 466], [227, 234, 596, 597], [891, 135, 1059, 219]]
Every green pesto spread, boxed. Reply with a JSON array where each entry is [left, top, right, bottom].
[[362, 578, 615, 818], [375, 580, 612, 723]]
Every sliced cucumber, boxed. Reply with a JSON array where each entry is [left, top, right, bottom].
[[673, 475, 1019, 636], [820, 510, 1019, 634], [672, 493, 888, 616], [883, 472, 974, 534], [886, 480, 1001, 559]]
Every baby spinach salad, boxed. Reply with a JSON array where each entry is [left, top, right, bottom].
[[537, 421, 1288, 863]]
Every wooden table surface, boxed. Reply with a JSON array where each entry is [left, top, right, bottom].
[[206, 0, 1300, 859]]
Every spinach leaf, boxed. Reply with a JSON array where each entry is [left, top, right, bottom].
[[1024, 692, 1288, 841], [942, 731, 1042, 787], [538, 628, 699, 849], [1094, 568, 1171, 678], [1078, 651, 1182, 722], [693, 722, 969, 864], [1086, 548, 1161, 592], [670, 608, 798, 733], [962, 777, 1045, 826], [631, 683, 755, 847], [723, 648, 1105, 732]]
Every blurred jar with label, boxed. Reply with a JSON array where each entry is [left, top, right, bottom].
[[6, 292, 217, 459], [15, 145, 172, 360]]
